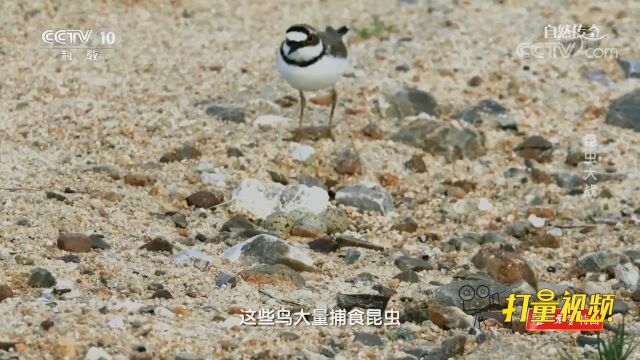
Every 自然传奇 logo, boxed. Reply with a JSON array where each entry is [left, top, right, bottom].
[[516, 24, 618, 59]]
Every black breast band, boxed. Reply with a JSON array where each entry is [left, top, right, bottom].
[[280, 43, 326, 68]]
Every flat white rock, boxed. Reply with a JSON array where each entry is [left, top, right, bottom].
[[172, 250, 213, 264], [200, 172, 226, 186], [154, 306, 175, 318], [528, 214, 545, 228], [232, 179, 328, 219], [107, 316, 125, 330], [289, 142, 315, 162], [85, 347, 113, 360], [254, 115, 290, 127]]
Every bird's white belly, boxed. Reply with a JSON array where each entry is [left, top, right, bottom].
[[276, 51, 348, 92]]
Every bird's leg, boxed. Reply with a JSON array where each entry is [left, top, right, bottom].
[[328, 87, 337, 137], [298, 90, 306, 129]]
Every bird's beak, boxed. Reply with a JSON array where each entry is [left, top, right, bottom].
[[287, 41, 301, 55]]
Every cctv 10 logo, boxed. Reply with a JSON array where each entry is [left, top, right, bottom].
[[41, 29, 119, 48]]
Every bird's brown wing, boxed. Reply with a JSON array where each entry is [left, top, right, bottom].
[[319, 27, 348, 58]]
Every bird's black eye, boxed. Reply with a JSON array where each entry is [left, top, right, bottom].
[[306, 34, 315, 44]]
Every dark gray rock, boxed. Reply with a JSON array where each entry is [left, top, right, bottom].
[[606, 88, 640, 132], [344, 249, 361, 264], [215, 272, 237, 288], [297, 175, 327, 191], [220, 214, 256, 232], [577, 252, 622, 273], [140, 237, 173, 253], [552, 172, 626, 191], [337, 293, 390, 312], [223, 234, 314, 270], [335, 235, 384, 251], [386, 86, 439, 118], [395, 255, 435, 272], [28, 268, 56, 288], [278, 332, 300, 341], [354, 332, 384, 347], [16, 218, 31, 226], [576, 335, 601, 347], [46, 191, 67, 202], [335, 183, 394, 215], [170, 213, 188, 228], [439, 335, 466, 358], [58, 254, 80, 263], [456, 99, 514, 129], [89, 234, 111, 250], [151, 289, 173, 299], [505, 222, 528, 239], [394, 270, 420, 283], [618, 59, 640, 79], [205, 105, 245, 123], [392, 119, 485, 161]]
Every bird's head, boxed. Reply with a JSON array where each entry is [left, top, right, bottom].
[[282, 24, 322, 61]]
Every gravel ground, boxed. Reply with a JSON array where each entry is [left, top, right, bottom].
[[1, 0, 639, 359]]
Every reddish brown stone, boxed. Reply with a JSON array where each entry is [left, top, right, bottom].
[[309, 94, 332, 106], [362, 123, 384, 139], [335, 150, 362, 175], [526, 207, 556, 220], [57, 233, 92, 253], [530, 233, 562, 248], [405, 154, 427, 173], [0, 285, 13, 302], [472, 247, 537, 288], [290, 224, 323, 238], [124, 174, 154, 187], [378, 173, 399, 187], [239, 264, 305, 288], [530, 168, 553, 184]]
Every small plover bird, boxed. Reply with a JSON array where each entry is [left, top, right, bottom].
[[276, 24, 349, 136]]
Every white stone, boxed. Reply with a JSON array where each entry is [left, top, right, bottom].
[[232, 179, 329, 219], [222, 315, 243, 328], [85, 347, 113, 360], [254, 115, 290, 128], [154, 306, 175, 318], [547, 227, 563, 237], [107, 316, 125, 330], [478, 198, 493, 211], [289, 142, 315, 162], [172, 250, 213, 264], [614, 263, 639, 290], [528, 214, 545, 228], [113, 300, 144, 313], [195, 161, 217, 173], [200, 172, 226, 186]]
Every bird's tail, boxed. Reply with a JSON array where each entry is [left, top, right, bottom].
[[327, 26, 350, 37], [336, 26, 349, 36]]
